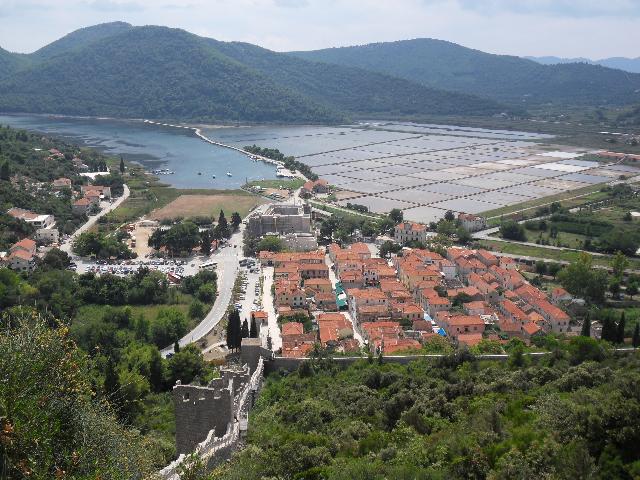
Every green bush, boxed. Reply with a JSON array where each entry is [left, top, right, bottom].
[[0, 316, 156, 478]]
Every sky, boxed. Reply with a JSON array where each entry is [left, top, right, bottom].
[[1, 0, 639, 59]]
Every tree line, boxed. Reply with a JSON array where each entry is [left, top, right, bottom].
[[225, 308, 259, 352], [148, 210, 241, 256]]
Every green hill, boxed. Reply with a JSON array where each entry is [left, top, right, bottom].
[[0, 26, 339, 123], [0, 24, 506, 123], [290, 38, 640, 106], [617, 104, 640, 126], [208, 40, 505, 117], [31, 21, 134, 60]]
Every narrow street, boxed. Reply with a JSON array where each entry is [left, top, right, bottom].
[[260, 266, 282, 351], [60, 184, 131, 255], [325, 253, 364, 346]]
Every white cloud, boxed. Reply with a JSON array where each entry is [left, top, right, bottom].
[[0, 0, 638, 58]]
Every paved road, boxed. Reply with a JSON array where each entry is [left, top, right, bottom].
[[161, 226, 245, 357], [260, 267, 282, 351], [60, 184, 131, 255]]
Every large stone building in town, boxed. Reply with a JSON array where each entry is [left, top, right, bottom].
[[394, 221, 428, 244], [247, 204, 312, 237]]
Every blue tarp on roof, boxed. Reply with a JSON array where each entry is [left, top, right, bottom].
[[437, 328, 447, 337]]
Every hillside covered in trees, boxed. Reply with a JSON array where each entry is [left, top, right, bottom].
[[212, 349, 640, 479], [0, 23, 507, 123], [290, 38, 640, 107]]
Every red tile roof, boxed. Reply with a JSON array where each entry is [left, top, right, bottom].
[[9, 250, 33, 261], [12, 238, 36, 251], [457, 333, 483, 346], [522, 322, 542, 335], [282, 322, 304, 336], [446, 315, 485, 327]]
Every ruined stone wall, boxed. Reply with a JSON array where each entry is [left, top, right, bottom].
[[173, 382, 233, 455], [159, 358, 265, 480], [172, 363, 254, 455]]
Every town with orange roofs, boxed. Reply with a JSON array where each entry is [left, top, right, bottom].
[[257, 219, 575, 358]]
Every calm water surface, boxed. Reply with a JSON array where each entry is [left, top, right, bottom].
[[0, 114, 278, 189]]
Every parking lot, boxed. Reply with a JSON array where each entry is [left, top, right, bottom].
[[234, 258, 263, 323], [77, 258, 189, 277]]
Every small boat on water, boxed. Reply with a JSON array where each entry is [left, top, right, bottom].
[[197, 172, 202, 176], [226, 172, 233, 177], [212, 174, 216, 179], [150, 168, 174, 175]]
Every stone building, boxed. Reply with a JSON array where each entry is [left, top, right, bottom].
[[173, 365, 249, 454], [172, 339, 269, 455], [247, 204, 312, 237]]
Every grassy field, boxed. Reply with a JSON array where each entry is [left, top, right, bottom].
[[97, 164, 263, 232], [482, 185, 609, 224], [150, 193, 264, 220], [246, 178, 305, 190], [76, 302, 190, 323], [513, 229, 589, 250], [74, 291, 208, 332], [478, 239, 640, 270]]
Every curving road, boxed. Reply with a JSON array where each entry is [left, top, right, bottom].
[[160, 225, 245, 357]]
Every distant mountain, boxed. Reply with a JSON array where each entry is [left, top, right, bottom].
[[0, 24, 506, 124], [617, 104, 640, 126], [205, 40, 503, 118], [290, 39, 640, 106], [526, 56, 592, 65], [527, 56, 640, 74]]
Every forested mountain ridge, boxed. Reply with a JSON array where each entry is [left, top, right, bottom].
[[0, 26, 340, 123], [31, 20, 134, 60], [290, 38, 640, 106], [207, 39, 505, 117], [0, 47, 29, 80], [527, 55, 640, 74], [0, 24, 507, 123]]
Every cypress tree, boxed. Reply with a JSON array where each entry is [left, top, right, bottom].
[[226, 309, 243, 352], [218, 210, 228, 231], [599, 317, 607, 341], [104, 358, 120, 401], [580, 313, 591, 337], [149, 349, 164, 392], [0, 161, 10, 181], [616, 312, 626, 344], [232, 310, 243, 351], [632, 323, 640, 348], [201, 229, 212, 255], [601, 317, 612, 342], [119, 156, 125, 173], [226, 311, 236, 351], [241, 319, 250, 338], [174, 341, 180, 353], [250, 317, 258, 338]]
